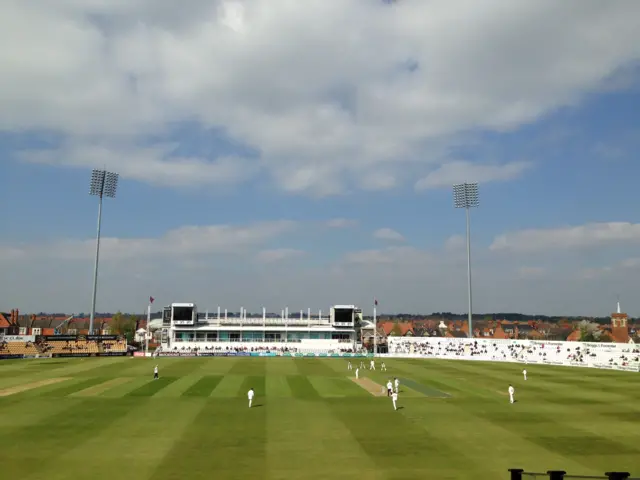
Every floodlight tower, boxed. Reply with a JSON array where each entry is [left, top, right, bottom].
[[453, 183, 479, 338], [88, 169, 119, 335]]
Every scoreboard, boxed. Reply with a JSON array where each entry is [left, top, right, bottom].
[[171, 303, 197, 326], [331, 305, 355, 328]]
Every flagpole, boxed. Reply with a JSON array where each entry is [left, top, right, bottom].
[[146, 298, 153, 357], [373, 300, 377, 358]]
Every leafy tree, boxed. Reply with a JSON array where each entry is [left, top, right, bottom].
[[110, 311, 134, 337], [578, 320, 601, 342], [599, 333, 613, 343]]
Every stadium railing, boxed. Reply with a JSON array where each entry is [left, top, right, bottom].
[[508, 468, 638, 479]]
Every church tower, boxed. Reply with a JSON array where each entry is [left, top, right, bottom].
[[611, 298, 630, 343]]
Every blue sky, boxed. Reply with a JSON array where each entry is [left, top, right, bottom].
[[2, 0, 640, 316]]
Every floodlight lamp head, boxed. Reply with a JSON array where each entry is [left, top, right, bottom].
[[89, 169, 105, 196], [452, 182, 479, 209], [102, 172, 119, 198], [89, 169, 119, 198]]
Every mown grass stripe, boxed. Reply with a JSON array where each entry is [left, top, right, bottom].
[[127, 377, 178, 397], [400, 378, 451, 398], [182, 375, 223, 397], [40, 377, 108, 397], [32, 398, 207, 480], [238, 375, 266, 401], [327, 397, 476, 473], [228, 357, 267, 375], [266, 397, 378, 478], [286, 375, 320, 399], [266, 374, 293, 397], [150, 399, 267, 479], [71, 377, 132, 397], [100, 377, 149, 398], [209, 374, 245, 397], [0, 398, 139, 479], [293, 358, 337, 376]]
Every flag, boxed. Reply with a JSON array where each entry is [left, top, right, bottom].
[[374, 299, 378, 306], [149, 296, 154, 305]]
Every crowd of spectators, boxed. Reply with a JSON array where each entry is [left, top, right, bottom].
[[158, 344, 361, 355], [388, 338, 640, 370]]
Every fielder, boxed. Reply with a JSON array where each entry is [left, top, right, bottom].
[[386, 379, 393, 397], [392, 391, 398, 410], [394, 377, 399, 393], [522, 369, 527, 381], [381, 362, 386, 371], [248, 388, 254, 408], [508, 384, 515, 404], [153, 365, 159, 380], [347, 361, 352, 371], [369, 359, 375, 370], [355, 367, 359, 379]]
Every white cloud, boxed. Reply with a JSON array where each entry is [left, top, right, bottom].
[[0, 220, 296, 262], [0, 247, 26, 262], [3, 1, 640, 194], [576, 257, 640, 280], [490, 222, 640, 253], [444, 234, 465, 251], [620, 257, 640, 268], [517, 266, 546, 279], [3, 224, 640, 316], [325, 218, 358, 229], [255, 248, 304, 263], [359, 172, 399, 191], [373, 228, 405, 242], [343, 246, 431, 266], [19, 141, 256, 187], [579, 267, 613, 280], [415, 161, 531, 190]]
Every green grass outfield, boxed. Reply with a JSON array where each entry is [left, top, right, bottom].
[[0, 357, 638, 480]]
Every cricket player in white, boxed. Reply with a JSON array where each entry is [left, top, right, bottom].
[[347, 361, 352, 371], [522, 369, 527, 380], [392, 391, 398, 410], [369, 360, 375, 370], [508, 384, 515, 404], [355, 367, 359, 379], [386, 380, 393, 396], [248, 388, 254, 408], [381, 362, 386, 371], [394, 377, 399, 393], [153, 365, 159, 380]]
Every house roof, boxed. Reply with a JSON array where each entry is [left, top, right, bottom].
[[0, 313, 10, 329], [516, 324, 535, 332], [493, 327, 508, 339], [398, 322, 414, 336], [567, 330, 581, 342]]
